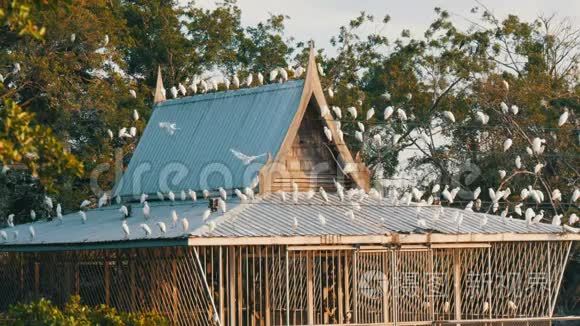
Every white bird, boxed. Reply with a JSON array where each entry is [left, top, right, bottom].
[[245, 73, 253, 87], [80, 200, 91, 209], [525, 208, 535, 224], [347, 106, 357, 119], [156, 222, 167, 234], [533, 210, 544, 224], [441, 186, 452, 203], [503, 138, 513, 152], [295, 66, 305, 78], [332, 106, 342, 119], [319, 105, 330, 117], [219, 187, 227, 201], [465, 201, 473, 211], [306, 189, 315, 200], [572, 188, 580, 202], [44, 196, 53, 210], [323, 126, 333, 142], [532, 137, 546, 154], [140, 193, 148, 204], [180, 190, 186, 201], [476, 111, 490, 124], [552, 214, 562, 226], [157, 192, 165, 201], [129, 127, 137, 137], [107, 129, 114, 140], [122, 221, 130, 238], [480, 214, 488, 228], [129, 89, 137, 99], [515, 156, 522, 169], [318, 213, 326, 226], [569, 213, 579, 225], [278, 190, 287, 202], [397, 108, 407, 121], [232, 75, 240, 88], [202, 209, 211, 221], [327, 88, 334, 98], [357, 121, 365, 132], [203, 189, 210, 199], [443, 301, 450, 313], [244, 187, 255, 201], [178, 83, 187, 96], [514, 203, 523, 216], [366, 107, 375, 120], [510, 105, 519, 115], [159, 122, 180, 135], [319, 187, 329, 203], [118, 127, 131, 138], [168, 191, 175, 202], [382, 91, 391, 100], [140, 223, 152, 236], [143, 201, 150, 219], [558, 108, 569, 127], [508, 300, 517, 311], [70, 33, 76, 42], [442, 111, 455, 123], [29, 210, 36, 221], [79, 211, 87, 224], [500, 102, 509, 114], [502, 80, 509, 91], [0, 230, 7, 241], [534, 163, 544, 174], [269, 69, 279, 82], [98, 193, 108, 208], [483, 302, 489, 313], [405, 93, 412, 101], [383, 106, 394, 120], [223, 77, 230, 90], [218, 199, 227, 213], [317, 63, 325, 76], [170, 86, 178, 98], [28, 226, 36, 240], [230, 149, 267, 165], [56, 204, 62, 221], [103, 34, 109, 46], [188, 189, 197, 202], [431, 184, 440, 194], [257, 72, 264, 85], [355, 131, 363, 143], [473, 187, 481, 200], [7, 214, 14, 227], [181, 218, 189, 232], [499, 170, 506, 179], [120, 205, 129, 218]]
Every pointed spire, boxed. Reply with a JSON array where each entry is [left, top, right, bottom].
[[306, 40, 317, 77], [153, 65, 166, 104]]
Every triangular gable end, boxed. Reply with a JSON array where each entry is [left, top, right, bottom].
[[259, 45, 370, 193]]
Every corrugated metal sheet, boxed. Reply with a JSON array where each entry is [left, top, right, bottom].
[[0, 193, 566, 251], [116, 80, 305, 198], [209, 193, 564, 237]]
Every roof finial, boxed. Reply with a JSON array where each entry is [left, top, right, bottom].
[[153, 65, 166, 104], [306, 40, 317, 77]]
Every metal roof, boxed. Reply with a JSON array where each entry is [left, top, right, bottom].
[[0, 192, 568, 251], [115, 80, 305, 198]]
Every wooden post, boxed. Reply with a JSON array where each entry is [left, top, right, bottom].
[[307, 251, 314, 325], [344, 253, 350, 322], [104, 255, 110, 306], [265, 248, 271, 326], [382, 252, 389, 323], [453, 249, 462, 322], [285, 249, 291, 326], [229, 247, 236, 326], [34, 262, 40, 299], [338, 251, 344, 324], [219, 247, 225, 326]]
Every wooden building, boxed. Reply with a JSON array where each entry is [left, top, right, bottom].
[[0, 48, 578, 325]]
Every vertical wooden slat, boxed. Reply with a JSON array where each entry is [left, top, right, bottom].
[[229, 247, 236, 326], [454, 249, 462, 322], [307, 251, 314, 325]]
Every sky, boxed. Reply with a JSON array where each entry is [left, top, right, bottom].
[[192, 0, 579, 54]]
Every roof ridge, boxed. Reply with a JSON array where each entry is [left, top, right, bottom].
[[157, 79, 305, 108]]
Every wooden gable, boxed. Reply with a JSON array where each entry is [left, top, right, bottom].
[[259, 46, 370, 193]]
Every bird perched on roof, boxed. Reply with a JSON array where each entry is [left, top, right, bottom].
[[143, 201, 150, 219], [181, 218, 189, 232], [56, 205, 63, 223], [120, 205, 129, 218], [156, 222, 167, 234], [80, 200, 91, 209], [44, 196, 53, 211], [170, 86, 178, 98], [319, 187, 329, 203], [514, 203, 523, 216], [122, 221, 130, 239], [219, 187, 227, 201], [232, 75, 240, 88], [28, 226, 36, 240], [525, 208, 535, 225], [168, 191, 175, 203], [130, 89, 137, 99], [384, 106, 394, 120], [218, 199, 227, 213], [159, 122, 180, 135], [257, 72, 264, 85], [140, 193, 148, 204], [180, 190, 186, 201], [472, 186, 481, 200], [171, 210, 179, 228], [0, 230, 7, 241], [533, 210, 544, 224], [323, 126, 333, 142], [570, 213, 579, 225], [508, 300, 517, 311], [79, 211, 87, 224], [140, 223, 152, 237], [178, 83, 187, 96], [188, 189, 197, 202], [222, 77, 230, 90], [203, 189, 210, 199], [98, 193, 108, 208], [245, 73, 253, 87], [244, 187, 255, 201], [306, 190, 315, 200], [318, 213, 326, 226], [156, 192, 164, 201], [552, 214, 562, 226], [202, 209, 211, 222], [230, 149, 267, 165]]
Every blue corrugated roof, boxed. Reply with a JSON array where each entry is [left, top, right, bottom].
[[116, 80, 305, 198]]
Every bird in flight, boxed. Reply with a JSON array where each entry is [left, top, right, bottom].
[[230, 149, 267, 165]]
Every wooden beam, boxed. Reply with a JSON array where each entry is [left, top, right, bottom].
[[453, 250, 461, 322], [229, 248, 236, 326], [307, 251, 314, 325]]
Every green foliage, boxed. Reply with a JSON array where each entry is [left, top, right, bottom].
[[3, 296, 167, 325]]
